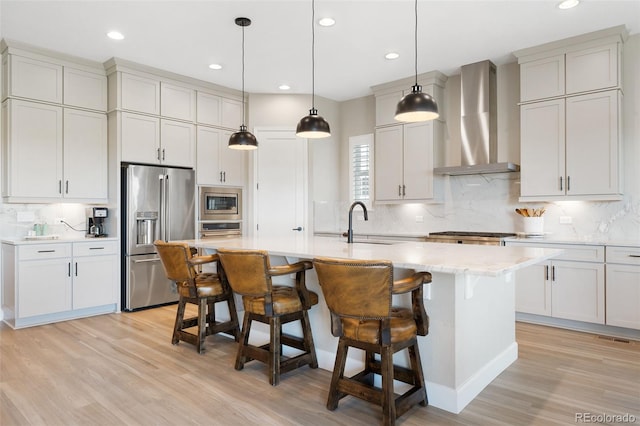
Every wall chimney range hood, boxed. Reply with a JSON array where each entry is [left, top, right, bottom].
[[434, 60, 520, 176]]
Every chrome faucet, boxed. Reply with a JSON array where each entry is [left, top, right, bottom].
[[347, 201, 368, 243]]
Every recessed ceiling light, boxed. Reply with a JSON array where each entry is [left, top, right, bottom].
[[318, 17, 335, 27], [385, 52, 400, 60], [557, 0, 579, 9], [208, 63, 222, 70], [279, 84, 291, 90], [107, 31, 124, 40]]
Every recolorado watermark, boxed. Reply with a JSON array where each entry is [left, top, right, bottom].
[[576, 413, 637, 423]]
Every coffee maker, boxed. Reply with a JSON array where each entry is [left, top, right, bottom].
[[87, 207, 108, 237]]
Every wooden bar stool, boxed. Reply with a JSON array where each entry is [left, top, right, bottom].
[[216, 248, 318, 386], [155, 240, 240, 354], [313, 257, 431, 426]]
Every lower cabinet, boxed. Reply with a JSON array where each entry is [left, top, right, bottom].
[[1, 240, 118, 329], [505, 241, 605, 324], [605, 246, 640, 330]]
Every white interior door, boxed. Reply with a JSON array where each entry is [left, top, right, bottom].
[[253, 129, 308, 238]]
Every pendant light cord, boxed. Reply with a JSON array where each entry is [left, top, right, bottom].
[[413, 0, 418, 86], [241, 23, 246, 126], [311, 0, 316, 111]]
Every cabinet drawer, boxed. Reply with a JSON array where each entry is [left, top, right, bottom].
[[506, 241, 604, 262], [73, 240, 118, 256], [19, 243, 72, 260], [606, 246, 640, 265]]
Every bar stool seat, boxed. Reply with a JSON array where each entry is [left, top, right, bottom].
[[217, 248, 318, 386], [313, 256, 431, 426], [155, 240, 240, 354]]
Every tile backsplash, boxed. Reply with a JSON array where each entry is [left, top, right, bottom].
[[0, 203, 95, 239], [314, 173, 640, 242]]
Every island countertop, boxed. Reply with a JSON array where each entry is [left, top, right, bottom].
[[188, 235, 561, 276]]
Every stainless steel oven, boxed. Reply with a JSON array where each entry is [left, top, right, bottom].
[[199, 222, 242, 239], [199, 186, 242, 221]]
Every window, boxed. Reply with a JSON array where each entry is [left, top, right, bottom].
[[349, 134, 374, 207]]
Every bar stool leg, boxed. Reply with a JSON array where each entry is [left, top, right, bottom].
[[236, 311, 252, 370], [197, 298, 208, 354], [327, 339, 348, 410], [269, 316, 281, 386], [172, 297, 187, 345], [381, 345, 396, 426]]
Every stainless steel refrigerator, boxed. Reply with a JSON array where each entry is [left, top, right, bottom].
[[121, 163, 195, 311]]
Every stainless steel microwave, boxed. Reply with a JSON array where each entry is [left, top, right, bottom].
[[199, 186, 242, 221]]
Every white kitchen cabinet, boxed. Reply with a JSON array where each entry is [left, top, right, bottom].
[[4, 54, 63, 103], [121, 113, 194, 167], [566, 43, 619, 95], [63, 67, 108, 111], [121, 111, 161, 164], [2, 101, 108, 202], [605, 246, 640, 330], [196, 126, 246, 186], [2, 99, 63, 200], [196, 91, 243, 130], [161, 82, 195, 121], [72, 241, 118, 310], [221, 98, 243, 130], [375, 121, 434, 202], [1, 240, 118, 329], [16, 244, 73, 318], [565, 90, 620, 196], [375, 90, 403, 127], [121, 72, 160, 115], [519, 54, 565, 103], [63, 108, 108, 200], [506, 241, 605, 324], [160, 119, 195, 168], [519, 91, 621, 200]]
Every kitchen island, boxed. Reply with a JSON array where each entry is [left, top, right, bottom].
[[189, 235, 561, 414]]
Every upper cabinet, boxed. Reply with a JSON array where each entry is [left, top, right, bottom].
[[1, 42, 108, 203], [120, 72, 160, 115], [105, 60, 246, 185], [515, 26, 626, 202], [161, 82, 195, 121], [371, 71, 446, 203], [196, 90, 243, 130], [3, 54, 63, 103]]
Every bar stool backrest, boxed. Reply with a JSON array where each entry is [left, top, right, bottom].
[[216, 249, 273, 297]]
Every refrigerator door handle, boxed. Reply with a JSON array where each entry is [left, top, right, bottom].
[[164, 173, 170, 240], [159, 173, 167, 242], [132, 257, 162, 264]]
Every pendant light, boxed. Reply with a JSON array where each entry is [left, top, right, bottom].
[[228, 17, 258, 150], [296, 0, 331, 139], [394, 0, 439, 122]]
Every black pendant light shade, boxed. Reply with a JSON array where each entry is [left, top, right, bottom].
[[229, 125, 258, 150], [296, 108, 330, 138], [395, 0, 439, 123], [229, 17, 257, 150], [296, 0, 331, 139], [395, 84, 439, 122]]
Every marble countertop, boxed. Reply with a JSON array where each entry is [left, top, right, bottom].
[[505, 235, 640, 247], [1, 236, 118, 245], [189, 235, 562, 277]]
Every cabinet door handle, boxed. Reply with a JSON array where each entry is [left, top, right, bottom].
[[157, 148, 161, 161], [559, 176, 563, 191], [629, 255, 640, 258], [59, 180, 62, 194], [162, 149, 165, 160], [544, 265, 549, 281], [75, 262, 78, 276], [402, 185, 406, 196], [89, 247, 105, 250], [223, 171, 226, 182], [567, 176, 571, 192], [551, 265, 556, 282], [68, 262, 71, 277], [398, 185, 402, 196], [37, 249, 55, 253], [220, 172, 224, 182], [65, 180, 69, 194]]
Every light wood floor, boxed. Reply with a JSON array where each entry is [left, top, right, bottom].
[[1, 306, 639, 426]]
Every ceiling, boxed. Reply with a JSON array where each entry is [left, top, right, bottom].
[[1, 0, 639, 102]]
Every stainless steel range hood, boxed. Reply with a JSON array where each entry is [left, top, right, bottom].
[[434, 60, 519, 175]]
